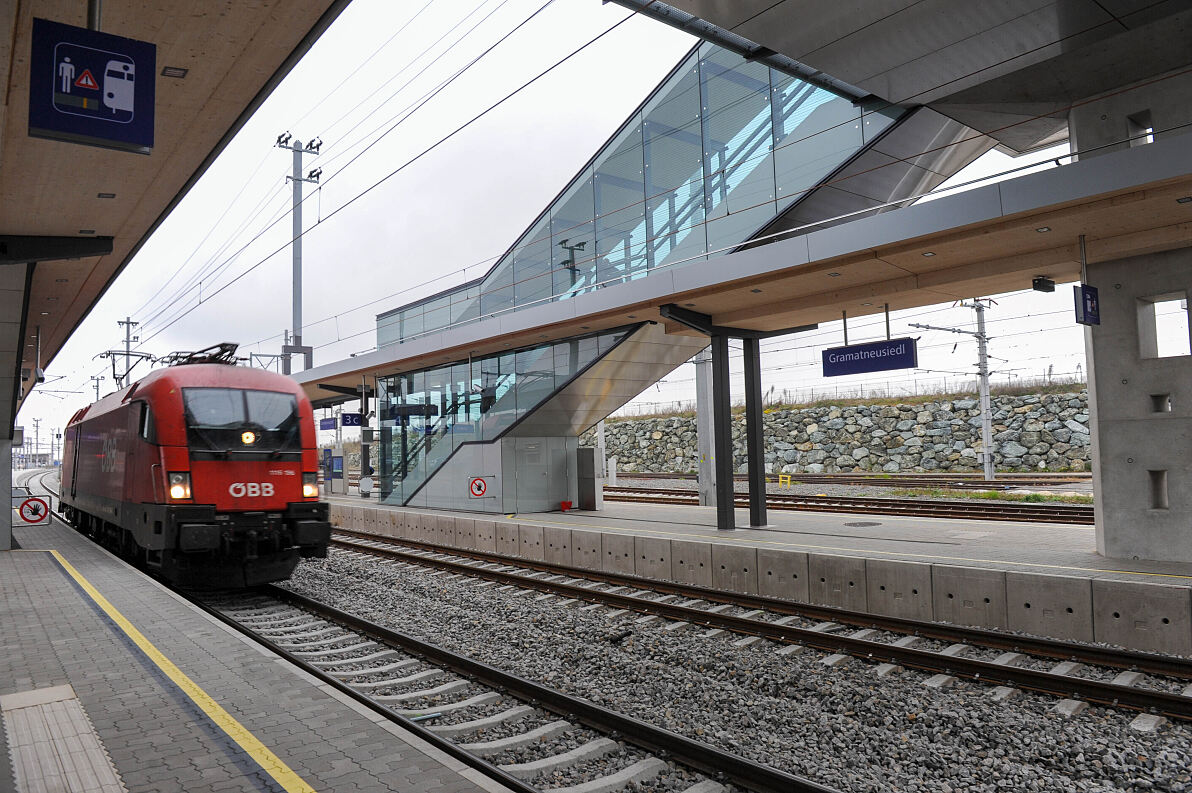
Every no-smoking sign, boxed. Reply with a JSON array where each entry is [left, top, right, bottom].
[[19, 497, 50, 524], [468, 477, 488, 498]]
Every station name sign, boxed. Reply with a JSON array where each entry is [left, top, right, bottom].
[[822, 337, 918, 377], [29, 18, 156, 154]]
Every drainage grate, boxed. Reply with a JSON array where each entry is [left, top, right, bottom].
[[843, 521, 882, 527]]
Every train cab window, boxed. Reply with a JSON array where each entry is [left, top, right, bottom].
[[137, 401, 157, 443], [182, 387, 300, 455]]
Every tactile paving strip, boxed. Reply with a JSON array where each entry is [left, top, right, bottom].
[[1, 684, 126, 793]]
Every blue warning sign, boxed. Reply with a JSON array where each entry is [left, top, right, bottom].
[[29, 18, 155, 153]]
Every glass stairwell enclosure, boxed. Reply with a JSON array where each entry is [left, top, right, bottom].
[[376, 42, 901, 348], [376, 328, 630, 505]]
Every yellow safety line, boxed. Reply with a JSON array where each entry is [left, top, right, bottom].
[[486, 515, 1192, 582], [42, 550, 318, 793]]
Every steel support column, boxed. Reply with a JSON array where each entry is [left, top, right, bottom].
[[742, 337, 766, 527], [693, 347, 715, 506], [710, 334, 734, 531]]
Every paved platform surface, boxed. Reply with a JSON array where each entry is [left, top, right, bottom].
[[331, 494, 1192, 585], [1, 517, 508, 793]]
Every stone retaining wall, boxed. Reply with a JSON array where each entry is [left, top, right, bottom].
[[584, 391, 1091, 473]]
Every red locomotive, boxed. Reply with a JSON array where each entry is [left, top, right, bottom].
[[60, 343, 330, 587]]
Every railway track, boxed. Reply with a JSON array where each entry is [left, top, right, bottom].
[[603, 485, 1095, 524], [198, 588, 834, 793], [330, 529, 1192, 724], [624, 471, 1093, 491]]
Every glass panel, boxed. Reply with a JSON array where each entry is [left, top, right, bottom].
[[480, 256, 515, 318], [515, 344, 556, 416], [594, 115, 647, 287], [554, 336, 586, 382], [422, 295, 450, 335], [551, 169, 595, 297], [514, 216, 554, 307], [479, 352, 518, 438], [643, 54, 706, 269], [377, 313, 400, 347], [862, 103, 900, 143], [400, 308, 423, 342], [452, 285, 481, 325], [699, 46, 777, 253], [772, 73, 863, 205]]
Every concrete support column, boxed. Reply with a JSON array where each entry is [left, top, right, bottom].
[[742, 337, 767, 527], [1084, 247, 1192, 561], [710, 334, 735, 531], [2, 439, 11, 550], [693, 346, 715, 506]]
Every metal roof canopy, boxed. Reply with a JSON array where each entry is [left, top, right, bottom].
[[0, 0, 351, 439]]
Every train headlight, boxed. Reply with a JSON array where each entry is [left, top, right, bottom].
[[302, 473, 318, 498], [168, 472, 192, 500], [241, 430, 257, 445]]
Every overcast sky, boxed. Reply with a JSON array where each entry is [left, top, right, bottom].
[[17, 0, 1184, 454]]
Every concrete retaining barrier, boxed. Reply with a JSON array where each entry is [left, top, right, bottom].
[[328, 507, 1191, 654]]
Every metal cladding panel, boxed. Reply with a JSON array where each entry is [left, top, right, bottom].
[[545, 527, 573, 566], [1091, 579, 1192, 655], [602, 532, 636, 576], [757, 549, 810, 602], [865, 559, 934, 621], [931, 565, 1009, 630], [518, 523, 546, 562], [509, 323, 709, 438], [808, 553, 867, 611], [1006, 572, 1094, 643], [756, 108, 996, 251], [572, 529, 603, 571], [671, 540, 713, 587], [712, 544, 759, 595], [634, 536, 673, 581]]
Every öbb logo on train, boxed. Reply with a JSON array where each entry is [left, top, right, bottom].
[[228, 482, 275, 498]]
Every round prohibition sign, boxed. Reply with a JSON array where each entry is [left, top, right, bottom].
[[469, 477, 487, 497], [19, 497, 49, 524]]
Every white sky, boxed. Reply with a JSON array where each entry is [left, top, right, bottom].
[[18, 0, 1183, 454]]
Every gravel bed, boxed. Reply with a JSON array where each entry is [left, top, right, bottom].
[[282, 553, 1192, 792], [430, 697, 521, 727], [529, 746, 649, 787], [487, 728, 597, 765], [1137, 676, 1190, 695], [450, 709, 559, 740]]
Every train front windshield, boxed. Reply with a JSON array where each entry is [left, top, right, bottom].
[[183, 388, 301, 454]]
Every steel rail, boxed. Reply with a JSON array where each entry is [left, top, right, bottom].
[[602, 486, 1094, 524], [264, 585, 841, 793], [626, 471, 1093, 488], [183, 591, 543, 793], [331, 532, 1192, 687]]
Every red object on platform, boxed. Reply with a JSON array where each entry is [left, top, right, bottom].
[[559, 500, 572, 511]]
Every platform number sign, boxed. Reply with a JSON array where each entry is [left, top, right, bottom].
[[28, 18, 156, 154], [1074, 284, 1100, 326], [341, 413, 362, 427], [469, 477, 487, 498]]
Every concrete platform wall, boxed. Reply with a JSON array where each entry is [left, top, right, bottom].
[[327, 505, 1192, 655]]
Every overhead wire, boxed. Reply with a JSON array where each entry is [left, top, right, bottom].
[[138, 8, 637, 347], [132, 0, 449, 328], [136, 0, 554, 342]]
